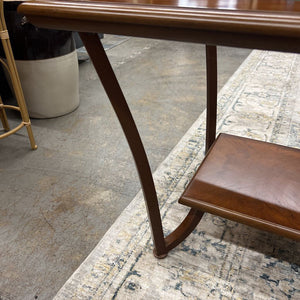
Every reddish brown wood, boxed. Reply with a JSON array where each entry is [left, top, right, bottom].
[[164, 208, 204, 253], [79, 32, 206, 258], [205, 45, 217, 153], [78, 32, 168, 256], [77, 0, 300, 12], [179, 134, 300, 240], [18, 1, 300, 53], [153, 207, 204, 258], [16, 0, 300, 256]]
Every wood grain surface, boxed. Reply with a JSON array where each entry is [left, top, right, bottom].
[[18, 0, 300, 52], [179, 134, 300, 240]]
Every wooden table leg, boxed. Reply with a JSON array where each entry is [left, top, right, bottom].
[[79, 32, 168, 257], [205, 45, 217, 153], [79, 33, 214, 258]]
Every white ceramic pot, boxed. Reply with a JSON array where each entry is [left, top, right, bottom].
[[12, 50, 80, 118]]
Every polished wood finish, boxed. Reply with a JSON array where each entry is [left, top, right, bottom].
[[17, 0, 300, 257], [180, 134, 300, 240], [67, 0, 300, 11], [205, 45, 217, 154], [79, 31, 207, 258], [19, 0, 300, 53], [78, 32, 168, 256], [163, 208, 204, 255]]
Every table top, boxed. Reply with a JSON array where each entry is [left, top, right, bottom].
[[18, 0, 300, 52], [17, 0, 300, 11]]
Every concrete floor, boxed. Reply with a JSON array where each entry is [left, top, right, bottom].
[[0, 35, 251, 300]]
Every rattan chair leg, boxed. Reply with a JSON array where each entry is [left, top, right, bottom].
[[0, 0, 37, 149], [0, 95, 9, 131]]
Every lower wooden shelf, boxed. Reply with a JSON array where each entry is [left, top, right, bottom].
[[179, 133, 300, 240]]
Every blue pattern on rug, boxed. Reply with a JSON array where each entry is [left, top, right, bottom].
[[55, 50, 300, 300]]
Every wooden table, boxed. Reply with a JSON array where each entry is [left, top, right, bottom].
[[18, 0, 300, 258]]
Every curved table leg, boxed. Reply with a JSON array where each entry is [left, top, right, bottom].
[[0, 2, 37, 150], [155, 208, 204, 257], [79, 32, 167, 257], [79, 33, 216, 258]]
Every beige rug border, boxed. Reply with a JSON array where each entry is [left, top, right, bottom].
[[53, 49, 262, 298]]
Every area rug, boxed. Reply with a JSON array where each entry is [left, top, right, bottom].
[[54, 50, 300, 300]]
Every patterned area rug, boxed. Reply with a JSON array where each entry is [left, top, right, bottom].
[[55, 50, 300, 299]]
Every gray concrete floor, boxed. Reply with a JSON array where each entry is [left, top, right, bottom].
[[0, 35, 251, 300]]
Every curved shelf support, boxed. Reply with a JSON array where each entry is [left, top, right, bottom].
[[79, 32, 168, 256], [154, 208, 203, 258], [79, 33, 217, 258]]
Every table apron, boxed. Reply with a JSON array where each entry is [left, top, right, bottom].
[[24, 16, 300, 53]]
